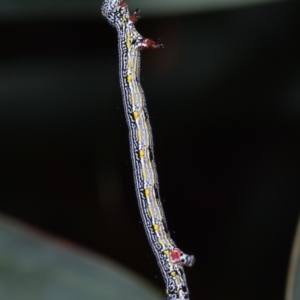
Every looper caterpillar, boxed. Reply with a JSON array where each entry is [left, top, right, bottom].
[[101, 1, 195, 299]]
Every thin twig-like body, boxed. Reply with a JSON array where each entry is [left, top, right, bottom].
[[101, 1, 195, 299]]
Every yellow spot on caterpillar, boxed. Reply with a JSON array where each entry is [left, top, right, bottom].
[[127, 74, 132, 83], [171, 271, 176, 277], [133, 111, 139, 119], [164, 250, 170, 256], [153, 224, 159, 231], [139, 150, 144, 157], [166, 289, 169, 295], [144, 189, 150, 197]]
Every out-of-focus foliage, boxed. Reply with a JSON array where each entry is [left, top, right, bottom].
[[0, 0, 283, 20], [0, 215, 162, 300], [285, 217, 300, 300]]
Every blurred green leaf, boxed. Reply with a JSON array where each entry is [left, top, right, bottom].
[[0, 214, 163, 300]]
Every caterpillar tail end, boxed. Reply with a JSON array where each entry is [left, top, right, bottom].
[[184, 253, 195, 267], [130, 8, 141, 23], [139, 38, 164, 50], [171, 248, 196, 267]]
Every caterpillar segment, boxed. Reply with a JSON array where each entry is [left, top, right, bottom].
[[101, 1, 195, 299]]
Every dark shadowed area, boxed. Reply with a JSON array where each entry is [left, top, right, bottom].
[[1, 0, 300, 299]]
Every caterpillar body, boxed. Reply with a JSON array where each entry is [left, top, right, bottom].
[[101, 1, 195, 299]]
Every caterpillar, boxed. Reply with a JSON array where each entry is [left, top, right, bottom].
[[101, 1, 195, 299]]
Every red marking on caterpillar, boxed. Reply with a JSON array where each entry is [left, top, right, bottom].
[[171, 248, 196, 267], [171, 248, 182, 264], [120, 1, 127, 8], [130, 8, 140, 24]]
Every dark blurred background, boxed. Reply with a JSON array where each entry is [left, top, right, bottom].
[[1, 0, 300, 299]]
